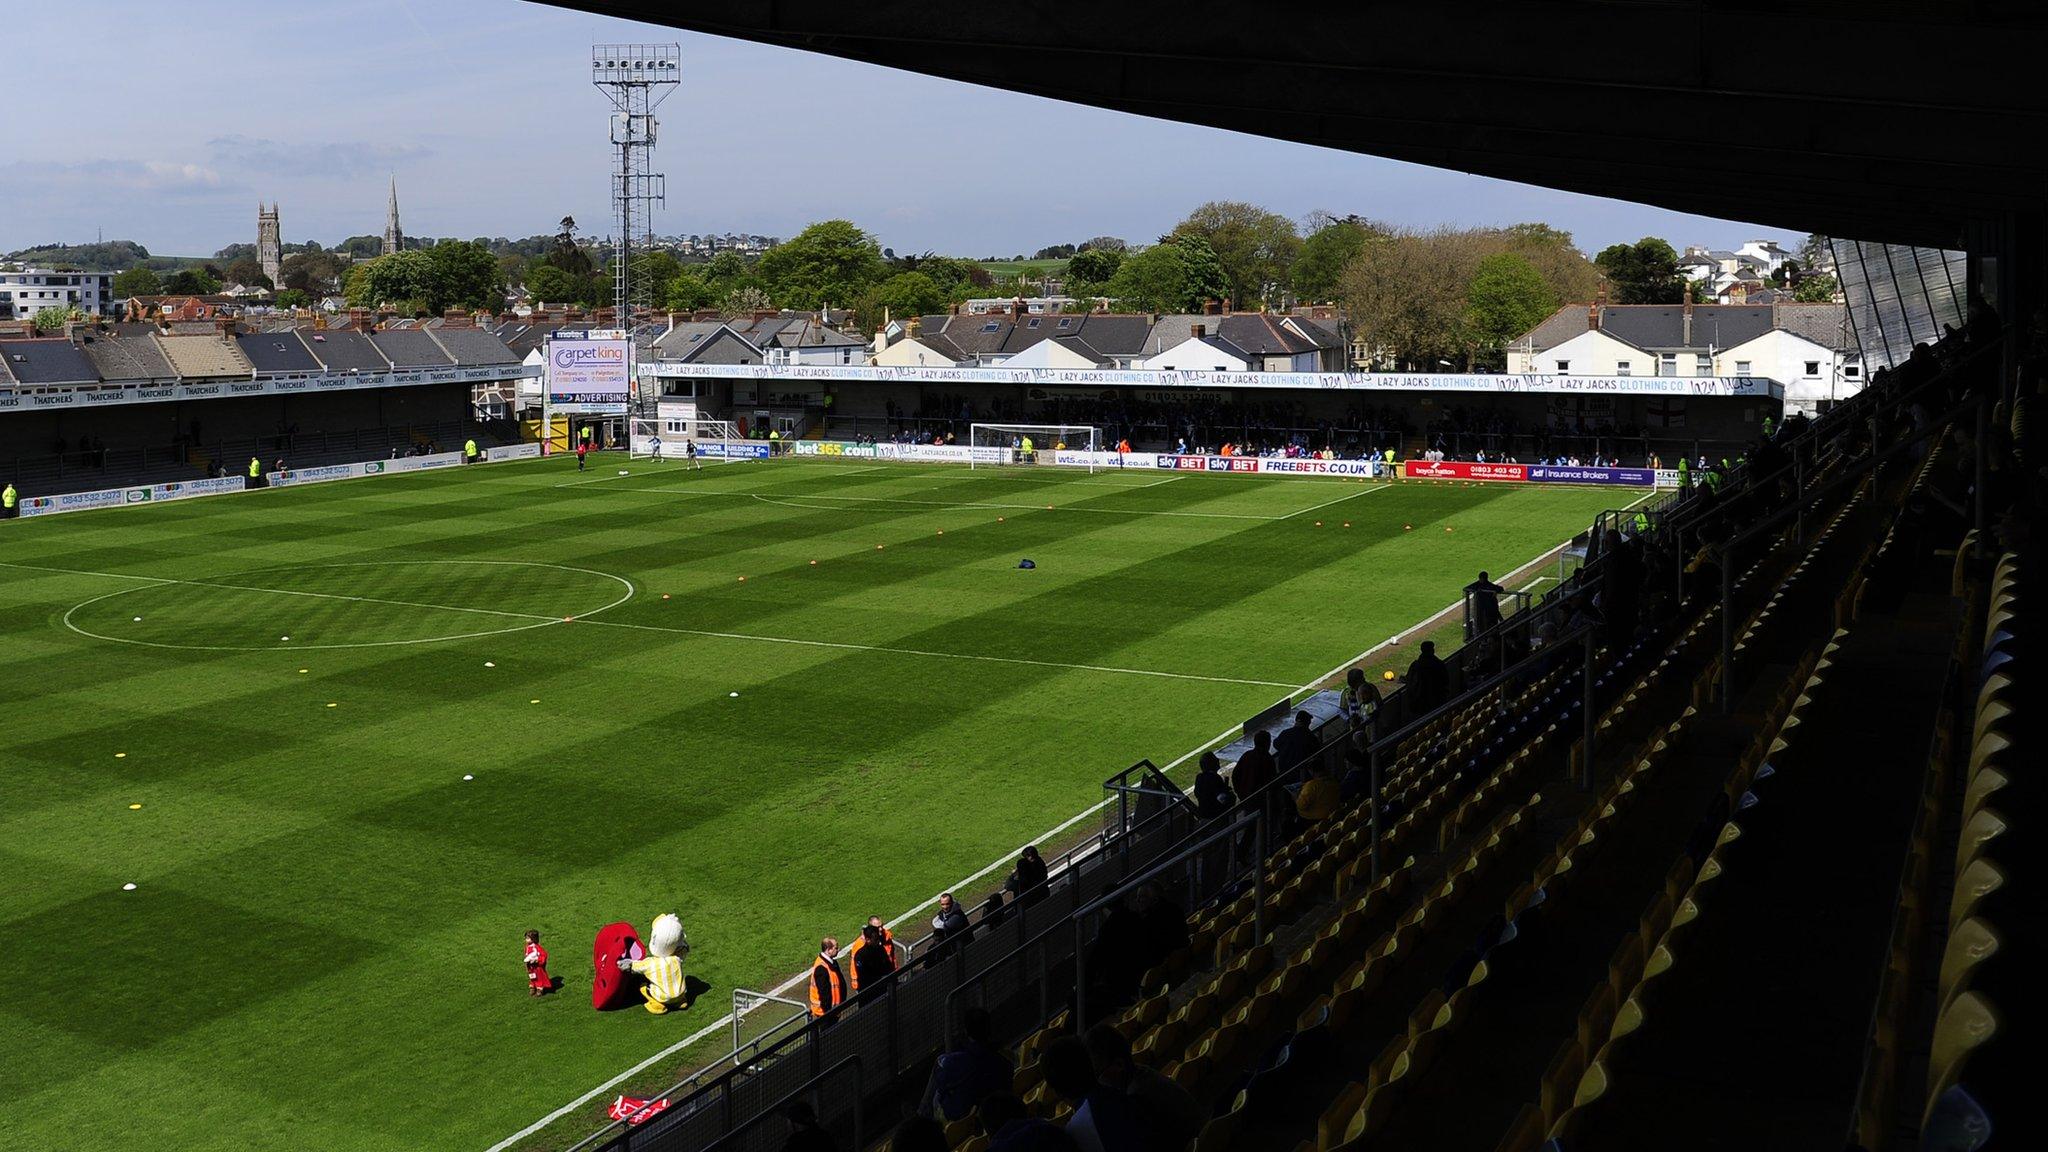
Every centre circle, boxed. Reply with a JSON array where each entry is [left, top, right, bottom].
[[62, 560, 634, 652]]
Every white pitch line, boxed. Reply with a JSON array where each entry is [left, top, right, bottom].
[[1278, 483, 1392, 520], [735, 490, 1281, 519], [488, 524, 1594, 1152], [13, 557, 1293, 688]]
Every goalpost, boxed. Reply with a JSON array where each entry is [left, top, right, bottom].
[[968, 423, 1103, 473], [629, 417, 751, 464]]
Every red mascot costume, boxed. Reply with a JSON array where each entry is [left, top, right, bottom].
[[592, 921, 646, 1010]]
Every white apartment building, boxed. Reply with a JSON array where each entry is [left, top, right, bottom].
[[0, 267, 117, 319]]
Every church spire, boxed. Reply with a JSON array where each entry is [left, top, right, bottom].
[[382, 176, 405, 255]]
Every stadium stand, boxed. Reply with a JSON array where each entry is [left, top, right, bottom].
[[554, 297, 2036, 1152], [0, 323, 529, 497]]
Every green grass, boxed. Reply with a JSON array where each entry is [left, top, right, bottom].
[[976, 259, 1067, 280], [0, 457, 1625, 1151]]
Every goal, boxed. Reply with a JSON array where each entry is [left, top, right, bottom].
[[968, 423, 1103, 472], [630, 417, 753, 464]]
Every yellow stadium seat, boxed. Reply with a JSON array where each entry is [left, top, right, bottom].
[[1947, 858, 2007, 935], [1317, 1082, 1368, 1151], [1924, 991, 2000, 1118], [1936, 917, 2002, 1011]]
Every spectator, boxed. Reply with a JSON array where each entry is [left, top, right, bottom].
[[1465, 571, 1506, 635], [1231, 731, 1277, 804], [848, 917, 896, 997], [978, 1092, 1077, 1152], [922, 1007, 1015, 1121], [1041, 1035, 1149, 1152], [1296, 754, 1342, 823], [780, 1101, 837, 1152], [889, 1116, 948, 1152], [980, 890, 1008, 929], [1007, 845, 1050, 906], [1405, 641, 1449, 714], [1273, 710, 1316, 774], [1084, 1024, 1199, 1152], [1191, 751, 1233, 819], [1340, 667, 1380, 733], [929, 893, 971, 953]]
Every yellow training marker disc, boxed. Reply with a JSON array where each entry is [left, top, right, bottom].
[[129, 803, 143, 810], [115, 752, 127, 759]]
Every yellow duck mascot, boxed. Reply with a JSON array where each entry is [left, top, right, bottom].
[[617, 913, 690, 1014]]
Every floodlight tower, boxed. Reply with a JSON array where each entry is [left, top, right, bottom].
[[592, 44, 680, 328]]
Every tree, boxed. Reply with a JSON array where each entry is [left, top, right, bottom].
[[664, 268, 718, 312], [1170, 201, 1300, 308], [161, 267, 221, 295], [1594, 237, 1685, 304], [1463, 253, 1556, 367], [337, 235, 384, 260], [871, 271, 949, 321], [275, 289, 310, 310], [1031, 243, 1078, 260], [547, 217, 595, 279], [1066, 247, 1124, 288], [719, 285, 773, 320], [526, 263, 589, 306], [346, 250, 435, 310], [1103, 235, 1228, 313], [222, 256, 272, 290], [280, 250, 348, 297], [1500, 223, 1601, 306], [32, 305, 85, 333], [1797, 233, 1832, 271], [1793, 273, 1840, 303], [755, 220, 885, 310], [424, 240, 506, 311], [111, 266, 162, 298], [1336, 227, 1491, 370], [1293, 217, 1376, 302], [1079, 236, 1127, 253]]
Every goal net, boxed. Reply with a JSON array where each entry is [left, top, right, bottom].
[[968, 423, 1102, 472], [630, 417, 752, 464]]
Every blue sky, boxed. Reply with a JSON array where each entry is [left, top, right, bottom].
[[0, 0, 1784, 260]]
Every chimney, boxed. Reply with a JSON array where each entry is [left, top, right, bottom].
[[1009, 297, 1024, 320], [1586, 304, 1600, 331], [752, 309, 775, 323], [1203, 299, 1223, 316], [1191, 323, 1206, 340], [1682, 296, 1694, 345], [907, 315, 922, 339]]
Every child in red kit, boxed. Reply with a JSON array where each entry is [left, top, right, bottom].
[[525, 930, 552, 996]]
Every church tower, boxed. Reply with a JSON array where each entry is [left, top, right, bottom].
[[382, 177, 405, 255], [257, 203, 282, 288]]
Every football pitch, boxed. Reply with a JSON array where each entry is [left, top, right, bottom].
[[0, 455, 1629, 1151]]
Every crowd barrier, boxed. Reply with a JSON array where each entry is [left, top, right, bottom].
[[267, 451, 465, 488], [16, 474, 252, 518], [788, 440, 1678, 486], [9, 448, 502, 520]]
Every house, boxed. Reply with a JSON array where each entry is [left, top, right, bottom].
[[881, 311, 1159, 368], [1135, 323, 1253, 371], [728, 312, 865, 366], [1507, 301, 1860, 413], [127, 295, 233, 322], [0, 338, 101, 389], [650, 320, 764, 365], [1736, 239, 1794, 276], [155, 333, 255, 380], [1138, 313, 1344, 371]]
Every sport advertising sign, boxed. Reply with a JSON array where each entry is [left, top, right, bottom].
[[545, 334, 631, 412], [1525, 464, 1655, 487], [1403, 460, 1530, 482], [485, 443, 543, 462], [1258, 458, 1382, 478], [1402, 460, 1657, 487], [698, 441, 772, 460], [793, 441, 880, 459]]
